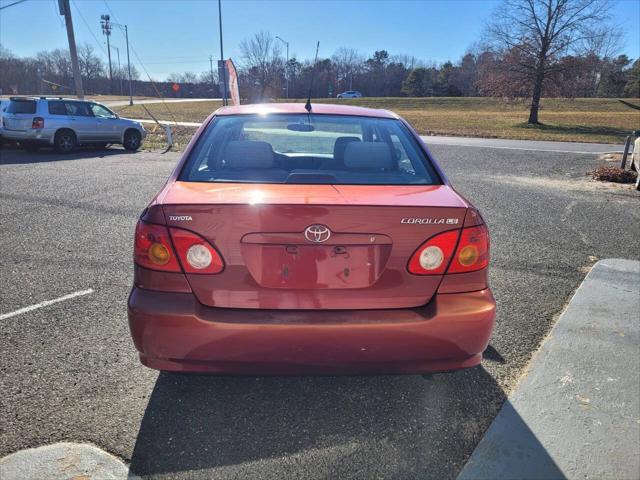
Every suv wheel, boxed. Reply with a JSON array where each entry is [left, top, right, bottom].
[[54, 130, 76, 153], [123, 130, 142, 151]]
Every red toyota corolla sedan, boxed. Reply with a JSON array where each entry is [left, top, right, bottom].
[[127, 103, 495, 374]]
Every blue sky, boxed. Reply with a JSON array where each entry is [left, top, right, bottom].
[[1, 0, 639, 80]]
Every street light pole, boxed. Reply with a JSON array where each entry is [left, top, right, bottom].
[[124, 25, 133, 105], [109, 20, 133, 106], [209, 55, 216, 97], [218, 0, 227, 106], [276, 35, 289, 99], [112, 45, 123, 95]]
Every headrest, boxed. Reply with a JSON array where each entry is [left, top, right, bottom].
[[224, 140, 274, 169], [333, 136, 361, 161], [344, 142, 393, 170]]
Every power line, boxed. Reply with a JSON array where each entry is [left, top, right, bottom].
[[51, 0, 65, 27], [102, 0, 178, 125], [0, 0, 28, 11], [70, 0, 109, 57]]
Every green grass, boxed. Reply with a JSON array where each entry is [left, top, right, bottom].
[[114, 97, 640, 148]]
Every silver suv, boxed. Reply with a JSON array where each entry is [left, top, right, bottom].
[[1, 97, 146, 153]]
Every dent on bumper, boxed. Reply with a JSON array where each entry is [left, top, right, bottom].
[[128, 287, 496, 375]]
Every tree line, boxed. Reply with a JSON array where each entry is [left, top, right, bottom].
[[3, 38, 635, 101]]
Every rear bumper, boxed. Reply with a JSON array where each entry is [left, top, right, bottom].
[[128, 287, 496, 375], [1, 128, 54, 144]]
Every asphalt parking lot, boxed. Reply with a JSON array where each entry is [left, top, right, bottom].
[[1, 143, 638, 479]]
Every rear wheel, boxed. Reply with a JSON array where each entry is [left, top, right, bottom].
[[123, 129, 142, 151], [54, 129, 76, 153]]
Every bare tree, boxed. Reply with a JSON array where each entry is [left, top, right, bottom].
[[77, 43, 105, 91], [485, 0, 613, 123], [240, 31, 283, 99], [332, 47, 363, 91]]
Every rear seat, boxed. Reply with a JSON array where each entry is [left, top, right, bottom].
[[221, 140, 287, 181], [344, 142, 393, 171]]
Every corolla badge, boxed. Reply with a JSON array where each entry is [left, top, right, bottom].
[[401, 218, 459, 225], [304, 224, 331, 243]]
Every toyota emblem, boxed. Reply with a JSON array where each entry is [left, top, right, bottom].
[[304, 224, 331, 243]]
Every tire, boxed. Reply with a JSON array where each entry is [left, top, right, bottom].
[[123, 129, 142, 151], [54, 129, 76, 153]]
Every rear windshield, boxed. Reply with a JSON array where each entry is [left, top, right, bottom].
[[179, 114, 440, 185], [7, 100, 36, 114]]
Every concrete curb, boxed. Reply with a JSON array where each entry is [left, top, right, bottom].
[[458, 258, 640, 480], [0, 442, 138, 480]]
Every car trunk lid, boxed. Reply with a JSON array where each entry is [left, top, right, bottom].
[[161, 182, 468, 310]]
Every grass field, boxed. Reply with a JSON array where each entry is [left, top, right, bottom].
[[113, 97, 640, 146]]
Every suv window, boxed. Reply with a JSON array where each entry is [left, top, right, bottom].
[[180, 114, 440, 186], [48, 101, 68, 115], [7, 100, 36, 114], [65, 102, 93, 116], [89, 103, 116, 118]]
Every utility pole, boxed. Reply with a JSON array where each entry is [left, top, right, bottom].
[[218, 0, 227, 105], [58, 0, 84, 99], [276, 36, 289, 99], [101, 15, 114, 94]]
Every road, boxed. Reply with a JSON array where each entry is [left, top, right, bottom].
[[103, 98, 220, 107], [0, 143, 638, 479], [423, 135, 625, 154]]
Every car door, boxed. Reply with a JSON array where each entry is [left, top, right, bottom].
[[88, 103, 120, 142], [65, 101, 99, 142]]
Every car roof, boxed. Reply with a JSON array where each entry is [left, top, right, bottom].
[[214, 102, 398, 119]]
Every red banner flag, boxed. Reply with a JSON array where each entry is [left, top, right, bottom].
[[226, 58, 240, 106]]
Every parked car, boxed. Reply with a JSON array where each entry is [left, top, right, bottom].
[[336, 90, 363, 98], [128, 103, 494, 375], [1, 97, 146, 153]]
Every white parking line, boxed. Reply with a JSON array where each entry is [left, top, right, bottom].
[[0, 289, 94, 320]]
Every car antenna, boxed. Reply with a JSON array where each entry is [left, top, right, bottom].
[[305, 41, 320, 113]]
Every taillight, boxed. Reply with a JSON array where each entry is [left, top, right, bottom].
[[408, 221, 490, 275], [449, 224, 489, 273], [134, 221, 181, 272], [408, 230, 460, 275], [32, 117, 44, 129], [169, 228, 224, 274]]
